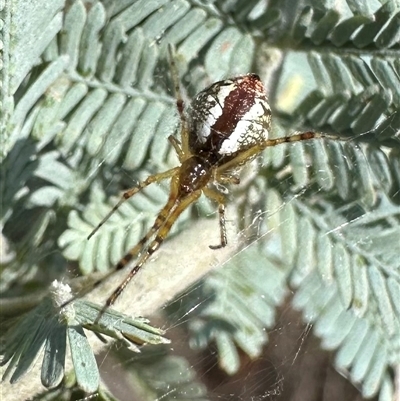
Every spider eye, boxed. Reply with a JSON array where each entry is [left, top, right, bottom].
[[187, 74, 272, 159]]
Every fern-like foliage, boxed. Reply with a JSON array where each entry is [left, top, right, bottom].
[[1, 0, 399, 401], [167, 245, 288, 375]]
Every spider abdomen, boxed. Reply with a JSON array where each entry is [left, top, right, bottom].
[[187, 74, 272, 163]]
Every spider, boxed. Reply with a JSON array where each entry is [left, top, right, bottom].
[[64, 46, 337, 321]]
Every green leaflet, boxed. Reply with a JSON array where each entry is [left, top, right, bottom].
[[1, 0, 400, 400], [1, 282, 169, 392]]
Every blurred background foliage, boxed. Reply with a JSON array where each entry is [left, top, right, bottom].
[[1, 0, 399, 400]]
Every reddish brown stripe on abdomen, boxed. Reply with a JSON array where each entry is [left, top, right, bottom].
[[211, 75, 262, 145]]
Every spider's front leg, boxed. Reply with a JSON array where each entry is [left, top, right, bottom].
[[87, 167, 179, 240], [216, 131, 339, 175], [203, 186, 230, 249], [93, 187, 202, 324], [203, 172, 242, 249]]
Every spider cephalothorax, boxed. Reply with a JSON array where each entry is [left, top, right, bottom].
[[64, 50, 336, 320]]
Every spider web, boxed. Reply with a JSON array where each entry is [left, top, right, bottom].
[[74, 130, 383, 401], [3, 73, 395, 401], [56, 68, 399, 399], [2, 1, 400, 400], [3, 115, 394, 401]]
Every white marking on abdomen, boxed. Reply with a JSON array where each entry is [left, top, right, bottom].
[[219, 100, 269, 155], [197, 84, 236, 143]]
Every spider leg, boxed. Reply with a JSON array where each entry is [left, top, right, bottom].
[[168, 44, 191, 158], [217, 131, 336, 174], [203, 188, 227, 249], [94, 188, 201, 323], [202, 131, 337, 249], [168, 45, 184, 119], [168, 135, 184, 161], [214, 172, 241, 185], [87, 167, 179, 240], [62, 172, 183, 309]]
